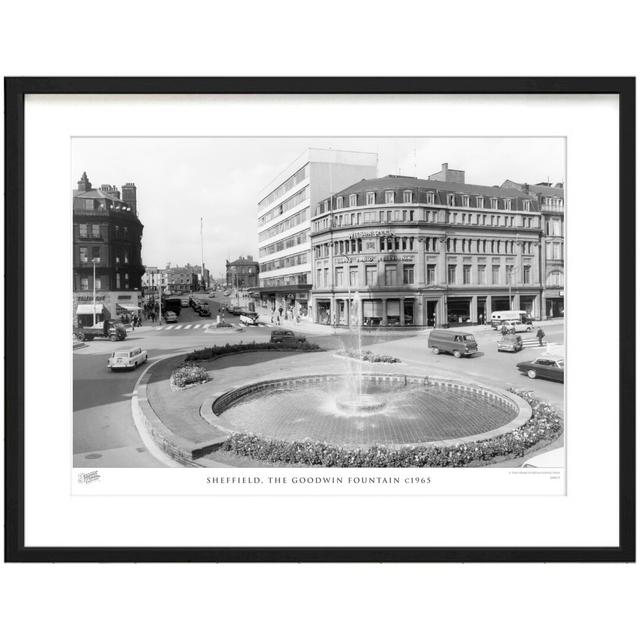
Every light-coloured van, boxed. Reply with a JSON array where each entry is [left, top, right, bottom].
[[490, 310, 530, 328], [428, 329, 478, 358]]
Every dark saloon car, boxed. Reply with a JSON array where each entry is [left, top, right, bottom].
[[516, 357, 564, 382], [497, 334, 523, 353], [269, 329, 306, 346]]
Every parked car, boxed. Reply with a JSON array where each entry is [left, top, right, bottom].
[[107, 347, 148, 371], [522, 447, 565, 468], [270, 329, 306, 345], [499, 319, 533, 333], [164, 311, 178, 323], [180, 298, 189, 308], [227, 306, 243, 315], [497, 334, 523, 352], [427, 329, 478, 358], [516, 357, 564, 382], [208, 292, 216, 298], [198, 307, 211, 317]]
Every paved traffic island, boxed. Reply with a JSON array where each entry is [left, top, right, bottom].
[[133, 346, 562, 468]]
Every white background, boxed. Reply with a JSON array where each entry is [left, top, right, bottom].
[[1, 2, 638, 640]]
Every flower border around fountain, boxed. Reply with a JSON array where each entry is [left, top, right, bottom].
[[200, 384, 561, 467]]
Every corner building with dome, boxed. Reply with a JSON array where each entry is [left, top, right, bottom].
[[310, 166, 548, 327]]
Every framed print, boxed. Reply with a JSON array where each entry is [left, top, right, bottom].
[[4, 77, 635, 562]]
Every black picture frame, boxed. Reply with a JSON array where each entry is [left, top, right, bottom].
[[4, 77, 635, 563]]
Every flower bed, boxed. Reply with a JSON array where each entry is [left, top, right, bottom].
[[185, 341, 321, 362], [170, 364, 210, 390], [218, 389, 562, 467], [337, 349, 400, 363]]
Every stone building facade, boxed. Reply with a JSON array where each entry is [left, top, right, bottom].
[[72, 172, 144, 325], [310, 172, 545, 327]]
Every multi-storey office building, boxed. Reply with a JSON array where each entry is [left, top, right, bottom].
[[310, 172, 545, 327], [502, 179, 564, 318], [72, 172, 144, 326], [255, 148, 377, 316]]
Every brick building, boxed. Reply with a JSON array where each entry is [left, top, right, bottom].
[[226, 256, 259, 289], [73, 172, 144, 326]]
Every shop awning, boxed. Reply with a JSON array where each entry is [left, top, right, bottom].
[[116, 304, 141, 312], [76, 304, 105, 315]]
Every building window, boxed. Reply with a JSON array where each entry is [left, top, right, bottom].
[[80, 277, 89, 291], [79, 247, 88, 263], [523, 200, 531, 212], [336, 196, 343, 209], [427, 264, 436, 284], [384, 264, 397, 286], [403, 264, 415, 284], [323, 268, 329, 287], [403, 190, 413, 203], [490, 198, 498, 209], [95, 277, 102, 290], [335, 267, 344, 287], [447, 194, 455, 206], [523, 265, 531, 284], [546, 270, 564, 286], [426, 191, 435, 205], [349, 194, 357, 207], [91, 224, 100, 238], [365, 265, 377, 286], [463, 264, 471, 284], [91, 247, 100, 263], [366, 192, 375, 205], [491, 264, 500, 284], [384, 191, 394, 204], [477, 196, 484, 208], [478, 264, 486, 284], [316, 269, 322, 286], [349, 267, 358, 287], [79, 224, 88, 238], [447, 264, 457, 284], [505, 199, 512, 210], [462, 195, 469, 207], [548, 217, 562, 236]]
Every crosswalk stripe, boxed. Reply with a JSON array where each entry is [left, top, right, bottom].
[[193, 324, 201, 329], [155, 327, 163, 331], [203, 324, 211, 329], [183, 325, 192, 330], [164, 326, 174, 330]]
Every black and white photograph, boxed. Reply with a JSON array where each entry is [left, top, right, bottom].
[[72, 137, 566, 476]]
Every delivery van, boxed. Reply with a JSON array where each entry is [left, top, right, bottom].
[[428, 329, 478, 358], [489, 310, 531, 328]]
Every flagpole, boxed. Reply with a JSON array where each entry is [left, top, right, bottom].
[[92, 259, 96, 326]]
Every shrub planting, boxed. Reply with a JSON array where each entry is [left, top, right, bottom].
[[170, 364, 210, 389], [338, 349, 400, 363], [219, 389, 562, 467], [185, 341, 321, 362]]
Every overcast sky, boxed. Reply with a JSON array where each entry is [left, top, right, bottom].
[[72, 137, 564, 277]]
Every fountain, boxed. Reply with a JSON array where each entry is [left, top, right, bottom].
[[337, 290, 388, 415], [209, 290, 531, 448]]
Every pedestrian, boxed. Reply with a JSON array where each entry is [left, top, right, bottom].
[[501, 324, 508, 336], [536, 327, 545, 346]]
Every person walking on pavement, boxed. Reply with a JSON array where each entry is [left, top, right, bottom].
[[501, 323, 508, 336], [536, 327, 545, 347]]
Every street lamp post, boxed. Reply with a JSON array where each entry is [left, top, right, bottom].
[[92, 258, 97, 326]]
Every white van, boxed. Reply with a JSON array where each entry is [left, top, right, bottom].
[[489, 310, 531, 328]]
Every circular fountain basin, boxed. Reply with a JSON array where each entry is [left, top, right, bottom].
[[209, 374, 532, 449], [335, 394, 386, 414]]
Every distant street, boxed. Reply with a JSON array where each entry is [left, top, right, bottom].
[[74, 290, 565, 467]]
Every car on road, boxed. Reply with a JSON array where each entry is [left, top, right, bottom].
[[428, 329, 478, 358], [516, 357, 564, 382], [497, 334, 523, 352], [227, 306, 243, 315], [270, 329, 306, 345], [208, 292, 216, 298], [240, 311, 259, 325], [107, 347, 148, 371], [180, 298, 189, 308], [198, 307, 211, 317], [164, 311, 178, 323], [498, 319, 533, 333]]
